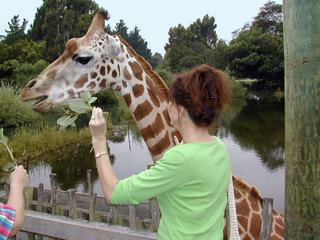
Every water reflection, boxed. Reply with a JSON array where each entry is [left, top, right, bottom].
[[1, 96, 285, 211], [221, 98, 284, 170]]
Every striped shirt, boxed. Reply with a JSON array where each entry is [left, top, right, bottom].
[[0, 203, 15, 239]]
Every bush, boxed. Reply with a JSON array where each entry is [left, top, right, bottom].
[[0, 85, 41, 128], [12, 59, 48, 87]]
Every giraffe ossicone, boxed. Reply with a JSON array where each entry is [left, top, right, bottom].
[[21, 9, 284, 240]]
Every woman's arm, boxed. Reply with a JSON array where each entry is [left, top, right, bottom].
[[89, 107, 118, 201], [7, 165, 29, 237]]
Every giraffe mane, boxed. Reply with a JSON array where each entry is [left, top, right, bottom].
[[116, 35, 169, 100], [232, 175, 263, 203]]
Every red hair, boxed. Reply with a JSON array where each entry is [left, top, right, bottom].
[[169, 64, 231, 127]]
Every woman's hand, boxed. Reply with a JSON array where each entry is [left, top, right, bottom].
[[9, 165, 29, 190], [89, 107, 107, 142]]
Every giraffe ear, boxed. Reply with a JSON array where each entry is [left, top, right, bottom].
[[107, 36, 121, 58]]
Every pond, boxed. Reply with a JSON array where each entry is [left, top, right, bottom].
[[6, 95, 285, 213]]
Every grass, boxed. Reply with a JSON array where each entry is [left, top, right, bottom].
[[0, 127, 92, 165]]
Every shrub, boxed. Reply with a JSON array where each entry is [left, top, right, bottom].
[[0, 85, 41, 128]]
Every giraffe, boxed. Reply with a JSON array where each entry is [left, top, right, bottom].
[[21, 10, 284, 239]]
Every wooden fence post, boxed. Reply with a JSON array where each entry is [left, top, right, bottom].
[[37, 183, 44, 212], [129, 205, 137, 230], [149, 198, 160, 231], [50, 173, 58, 215], [260, 198, 273, 240], [68, 188, 77, 218]]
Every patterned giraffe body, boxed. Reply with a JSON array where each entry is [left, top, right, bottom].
[[21, 10, 284, 239]]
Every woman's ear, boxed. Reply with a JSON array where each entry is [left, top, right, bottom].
[[178, 106, 186, 119]]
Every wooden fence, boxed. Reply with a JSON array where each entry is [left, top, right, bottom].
[[1, 170, 274, 239]]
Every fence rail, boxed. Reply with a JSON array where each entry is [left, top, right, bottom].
[[2, 169, 274, 239]]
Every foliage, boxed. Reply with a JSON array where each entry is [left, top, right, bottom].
[[0, 85, 41, 128], [155, 66, 173, 86], [28, 0, 99, 61], [227, 28, 284, 88], [57, 92, 96, 129], [4, 15, 28, 43], [150, 52, 163, 69], [112, 20, 152, 62], [251, 1, 283, 35], [164, 15, 225, 72], [0, 128, 17, 172], [228, 1, 284, 90]]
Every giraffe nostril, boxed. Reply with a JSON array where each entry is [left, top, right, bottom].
[[26, 80, 37, 89]]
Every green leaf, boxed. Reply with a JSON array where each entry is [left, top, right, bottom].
[[2, 162, 15, 173], [88, 97, 97, 106], [68, 101, 91, 114], [57, 115, 78, 128], [80, 91, 91, 102]]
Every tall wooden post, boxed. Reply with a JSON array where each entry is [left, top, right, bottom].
[[284, 0, 320, 238]]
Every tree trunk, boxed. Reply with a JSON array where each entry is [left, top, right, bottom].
[[284, 0, 320, 238]]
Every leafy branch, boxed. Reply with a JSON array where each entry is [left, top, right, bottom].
[[0, 128, 17, 172], [57, 92, 98, 129]]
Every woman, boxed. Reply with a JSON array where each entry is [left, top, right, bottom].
[[0, 165, 29, 239], [89, 64, 231, 240]]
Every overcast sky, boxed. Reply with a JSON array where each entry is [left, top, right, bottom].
[[0, 0, 282, 55]]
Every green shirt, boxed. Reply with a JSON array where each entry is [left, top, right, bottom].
[[111, 137, 231, 240]]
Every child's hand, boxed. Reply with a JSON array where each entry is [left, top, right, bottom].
[[10, 165, 29, 189]]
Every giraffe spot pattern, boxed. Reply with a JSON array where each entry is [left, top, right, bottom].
[[237, 198, 251, 216], [146, 77, 161, 107], [123, 66, 132, 80], [100, 79, 107, 88], [123, 93, 132, 106], [107, 65, 111, 74], [74, 74, 88, 89], [122, 81, 127, 88], [132, 84, 144, 98], [149, 132, 171, 157], [129, 61, 143, 81], [162, 109, 172, 127], [250, 213, 262, 237], [47, 69, 57, 80], [88, 82, 96, 89], [67, 89, 75, 98], [140, 114, 164, 141], [91, 72, 97, 79], [133, 100, 153, 121], [100, 66, 105, 76], [112, 70, 117, 78]]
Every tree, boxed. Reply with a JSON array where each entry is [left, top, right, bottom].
[[164, 15, 219, 72], [189, 14, 218, 47], [113, 19, 129, 39], [150, 52, 163, 69], [227, 1, 284, 89], [128, 26, 152, 61], [112, 20, 153, 62], [29, 0, 99, 61], [4, 15, 28, 43], [252, 1, 283, 35], [228, 28, 283, 87], [284, 0, 320, 238]]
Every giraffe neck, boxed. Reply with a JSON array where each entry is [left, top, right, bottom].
[[107, 36, 179, 162]]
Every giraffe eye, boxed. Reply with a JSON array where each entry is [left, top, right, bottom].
[[73, 55, 93, 65]]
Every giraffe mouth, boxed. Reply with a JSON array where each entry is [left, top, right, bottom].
[[32, 95, 49, 106]]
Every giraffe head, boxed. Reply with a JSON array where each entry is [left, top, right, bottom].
[[21, 10, 123, 112]]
